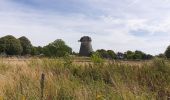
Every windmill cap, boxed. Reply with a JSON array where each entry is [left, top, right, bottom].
[[79, 36, 92, 42]]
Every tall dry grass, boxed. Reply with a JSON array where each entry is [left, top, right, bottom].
[[0, 57, 169, 100]]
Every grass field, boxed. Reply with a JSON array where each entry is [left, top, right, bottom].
[[0, 57, 169, 100]]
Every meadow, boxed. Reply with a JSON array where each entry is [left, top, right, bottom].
[[0, 57, 169, 100]]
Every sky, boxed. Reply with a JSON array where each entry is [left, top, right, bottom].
[[0, 0, 170, 55]]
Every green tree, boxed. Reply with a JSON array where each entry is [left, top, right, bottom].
[[107, 50, 116, 59], [19, 36, 32, 55], [165, 45, 170, 58], [133, 50, 153, 60], [0, 35, 23, 55], [134, 50, 145, 59], [43, 39, 72, 57], [96, 49, 109, 58], [124, 50, 135, 59], [31, 46, 44, 56], [37, 46, 43, 55]]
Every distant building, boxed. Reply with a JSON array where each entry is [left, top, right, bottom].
[[79, 36, 93, 56]]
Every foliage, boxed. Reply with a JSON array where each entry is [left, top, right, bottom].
[[133, 50, 144, 59], [0, 35, 23, 55], [90, 52, 104, 64], [31, 46, 43, 56], [96, 49, 109, 58], [95, 49, 116, 59], [107, 50, 116, 59], [19, 36, 32, 55], [63, 54, 73, 68], [0, 35, 73, 57], [124, 50, 134, 59], [165, 45, 170, 58], [0, 35, 155, 60], [31, 46, 38, 56], [156, 53, 166, 58], [124, 50, 153, 60], [43, 39, 72, 57]]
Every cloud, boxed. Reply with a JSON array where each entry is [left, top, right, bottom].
[[0, 0, 170, 55]]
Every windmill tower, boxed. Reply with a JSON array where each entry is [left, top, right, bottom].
[[79, 36, 93, 56]]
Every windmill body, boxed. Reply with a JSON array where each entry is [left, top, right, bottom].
[[79, 36, 93, 56]]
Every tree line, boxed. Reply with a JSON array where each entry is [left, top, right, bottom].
[[1, 35, 170, 60], [0, 35, 72, 57], [93, 45, 170, 60], [92, 49, 153, 60]]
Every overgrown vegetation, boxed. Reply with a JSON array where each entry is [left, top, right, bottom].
[[0, 57, 169, 100]]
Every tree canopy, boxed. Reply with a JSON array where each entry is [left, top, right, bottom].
[[124, 50, 153, 60], [0, 35, 73, 57], [0, 35, 23, 55], [19, 36, 32, 55], [43, 39, 72, 57], [95, 49, 116, 59]]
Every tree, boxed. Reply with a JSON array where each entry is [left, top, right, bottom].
[[96, 49, 109, 58], [43, 39, 72, 57], [124, 50, 135, 59], [165, 45, 170, 58], [156, 53, 166, 58], [31, 46, 38, 56], [37, 46, 43, 55], [107, 50, 116, 59], [133, 50, 144, 59], [0, 35, 23, 55], [19, 36, 32, 55], [145, 54, 153, 59]]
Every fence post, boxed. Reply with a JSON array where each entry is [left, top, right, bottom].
[[40, 73, 45, 100]]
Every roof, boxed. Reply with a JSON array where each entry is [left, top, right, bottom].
[[79, 36, 92, 42]]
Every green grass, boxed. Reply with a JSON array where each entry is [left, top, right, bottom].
[[0, 57, 169, 100]]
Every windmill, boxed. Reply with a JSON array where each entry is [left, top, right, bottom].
[[79, 36, 93, 56]]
